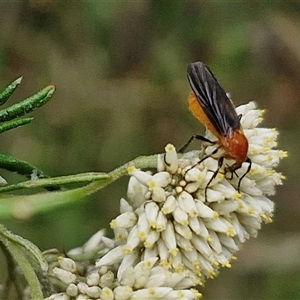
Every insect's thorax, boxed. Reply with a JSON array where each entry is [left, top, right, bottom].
[[220, 130, 249, 168]]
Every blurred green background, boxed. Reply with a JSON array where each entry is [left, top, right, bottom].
[[0, 1, 299, 299]]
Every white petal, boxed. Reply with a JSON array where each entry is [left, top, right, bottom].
[[144, 230, 160, 248], [77, 282, 88, 294], [57, 257, 76, 272], [173, 206, 188, 225], [127, 175, 148, 205], [66, 284, 78, 297], [52, 267, 76, 284], [137, 211, 150, 241], [120, 197, 133, 213], [174, 223, 192, 239], [125, 226, 141, 253], [161, 195, 177, 214], [195, 200, 219, 219], [190, 233, 212, 258], [86, 272, 100, 286], [177, 191, 198, 217], [128, 167, 153, 186], [164, 144, 179, 174], [118, 249, 140, 282], [96, 245, 125, 267], [83, 229, 106, 252], [175, 234, 193, 251], [151, 186, 167, 203], [143, 245, 159, 260], [99, 271, 114, 288], [161, 222, 178, 256], [113, 286, 133, 300], [152, 171, 172, 187], [110, 212, 137, 229], [86, 286, 101, 298], [130, 287, 173, 299], [156, 211, 168, 232], [145, 202, 160, 228], [100, 287, 114, 300]]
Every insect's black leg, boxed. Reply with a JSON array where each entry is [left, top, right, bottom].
[[204, 156, 224, 200], [163, 153, 169, 167], [181, 143, 223, 200], [237, 157, 252, 192], [199, 147, 219, 163], [188, 146, 220, 171], [227, 168, 238, 180], [179, 134, 214, 153], [183, 146, 219, 183]]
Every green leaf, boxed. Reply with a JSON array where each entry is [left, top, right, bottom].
[[3, 243, 44, 299], [0, 224, 48, 271], [0, 224, 45, 299], [0, 153, 61, 191], [0, 77, 23, 106], [0, 154, 46, 178], [0, 117, 34, 134], [0, 85, 55, 122]]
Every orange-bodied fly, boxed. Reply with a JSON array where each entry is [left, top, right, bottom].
[[180, 61, 251, 193]]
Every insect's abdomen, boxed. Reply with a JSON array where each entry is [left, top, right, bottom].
[[188, 93, 220, 138]]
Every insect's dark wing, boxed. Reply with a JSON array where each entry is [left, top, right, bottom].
[[187, 62, 241, 137]]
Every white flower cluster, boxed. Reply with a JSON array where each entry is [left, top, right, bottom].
[[46, 102, 286, 300]]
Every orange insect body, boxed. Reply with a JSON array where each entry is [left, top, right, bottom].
[[188, 91, 249, 171], [188, 92, 220, 138], [220, 130, 248, 170], [181, 61, 252, 193]]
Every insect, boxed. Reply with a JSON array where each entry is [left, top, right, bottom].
[[180, 61, 251, 195]]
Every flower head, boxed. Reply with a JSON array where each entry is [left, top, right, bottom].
[[46, 102, 286, 299], [96, 102, 286, 296]]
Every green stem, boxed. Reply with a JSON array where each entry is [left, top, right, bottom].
[[0, 172, 109, 193], [109, 154, 158, 180], [0, 154, 159, 219], [0, 154, 158, 193]]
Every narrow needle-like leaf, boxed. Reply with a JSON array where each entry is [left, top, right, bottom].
[[0, 224, 46, 299], [0, 85, 55, 122], [1, 241, 44, 299], [0, 154, 61, 191], [0, 77, 23, 106], [0, 117, 34, 134], [0, 224, 48, 271], [0, 153, 48, 179]]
